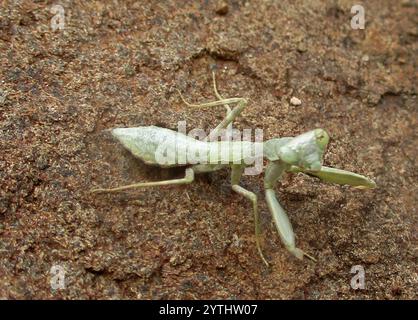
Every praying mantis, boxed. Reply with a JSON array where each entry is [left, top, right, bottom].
[[91, 73, 376, 266]]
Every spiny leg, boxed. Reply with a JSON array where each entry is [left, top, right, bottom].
[[288, 165, 376, 189], [91, 167, 195, 193], [264, 161, 317, 262], [231, 165, 269, 267]]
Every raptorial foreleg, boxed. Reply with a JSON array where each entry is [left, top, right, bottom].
[[264, 161, 316, 261], [288, 165, 376, 189]]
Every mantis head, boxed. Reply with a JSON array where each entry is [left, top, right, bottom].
[[278, 129, 330, 171]]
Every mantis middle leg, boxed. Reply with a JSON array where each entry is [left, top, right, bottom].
[[230, 164, 269, 267]]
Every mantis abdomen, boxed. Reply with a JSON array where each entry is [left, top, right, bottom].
[[112, 126, 262, 167]]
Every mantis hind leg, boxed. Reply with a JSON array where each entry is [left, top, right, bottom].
[[208, 72, 244, 141], [230, 165, 269, 267], [212, 71, 232, 117], [91, 167, 195, 193], [177, 73, 248, 142]]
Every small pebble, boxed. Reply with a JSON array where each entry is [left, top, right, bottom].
[[290, 97, 302, 106], [215, 1, 229, 15], [362, 55, 369, 62]]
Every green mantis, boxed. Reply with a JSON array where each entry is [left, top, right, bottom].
[[92, 72, 376, 266]]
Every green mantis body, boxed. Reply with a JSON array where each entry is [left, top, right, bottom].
[[92, 73, 376, 266]]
